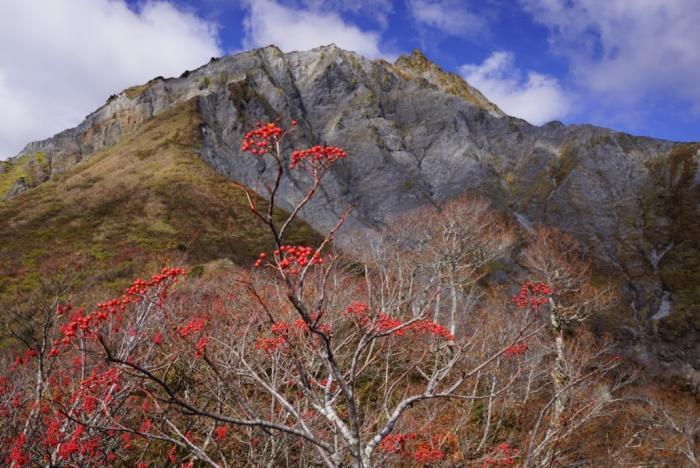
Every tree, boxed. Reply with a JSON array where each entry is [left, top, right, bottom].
[[1, 120, 653, 467], [379, 196, 515, 338], [519, 226, 626, 466], [0, 120, 538, 467]]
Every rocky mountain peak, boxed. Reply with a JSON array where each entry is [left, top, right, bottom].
[[0, 45, 698, 376], [393, 48, 505, 117]]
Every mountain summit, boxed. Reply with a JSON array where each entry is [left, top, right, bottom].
[[1, 44, 698, 373]]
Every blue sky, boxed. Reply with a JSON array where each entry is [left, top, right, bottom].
[[2, 0, 699, 158]]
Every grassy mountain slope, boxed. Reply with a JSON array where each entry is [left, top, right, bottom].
[[1, 45, 697, 370], [0, 151, 49, 197], [0, 98, 318, 301]]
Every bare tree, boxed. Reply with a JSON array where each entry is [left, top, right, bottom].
[[520, 226, 625, 466], [377, 196, 515, 338], [3, 122, 670, 468], [0, 121, 538, 467]]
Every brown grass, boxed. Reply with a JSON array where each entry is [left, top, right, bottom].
[[0, 99, 319, 301]]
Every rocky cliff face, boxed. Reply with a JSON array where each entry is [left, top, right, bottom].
[[3, 44, 698, 374]]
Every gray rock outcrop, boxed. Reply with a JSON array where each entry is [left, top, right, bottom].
[[3, 44, 699, 372]]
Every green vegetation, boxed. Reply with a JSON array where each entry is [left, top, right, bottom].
[[124, 83, 150, 99], [394, 49, 502, 114], [0, 99, 319, 302], [504, 141, 580, 207], [124, 77, 165, 99], [0, 151, 48, 198], [227, 80, 276, 119], [0, 159, 27, 197], [553, 142, 578, 186], [198, 76, 211, 90]]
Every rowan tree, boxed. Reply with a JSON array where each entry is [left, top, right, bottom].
[[0, 120, 653, 468], [0, 121, 524, 467]]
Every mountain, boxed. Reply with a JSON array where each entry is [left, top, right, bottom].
[[1, 44, 698, 376], [0, 97, 318, 300]]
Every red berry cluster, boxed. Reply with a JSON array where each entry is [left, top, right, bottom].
[[10, 349, 38, 372], [483, 442, 519, 466], [51, 268, 186, 356], [255, 245, 323, 274], [345, 303, 401, 333], [178, 317, 208, 337], [295, 315, 332, 336], [56, 425, 91, 460], [214, 425, 228, 442], [254, 336, 287, 354], [254, 321, 292, 354], [270, 315, 324, 337], [253, 251, 268, 268], [512, 281, 553, 309], [412, 443, 445, 463], [271, 322, 290, 336], [194, 336, 210, 358], [7, 434, 27, 466], [316, 378, 338, 391], [379, 433, 418, 454], [139, 419, 152, 434], [177, 317, 210, 357], [255, 313, 335, 355], [379, 433, 445, 463], [71, 367, 122, 416], [375, 313, 404, 334], [503, 342, 528, 357], [152, 331, 163, 345], [290, 145, 346, 169], [344, 302, 454, 339], [344, 302, 371, 325], [240, 122, 284, 155], [410, 320, 455, 340]]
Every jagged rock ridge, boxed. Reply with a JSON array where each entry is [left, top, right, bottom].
[[2, 44, 699, 373]]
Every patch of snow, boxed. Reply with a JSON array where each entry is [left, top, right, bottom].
[[651, 291, 672, 320], [647, 243, 673, 272]]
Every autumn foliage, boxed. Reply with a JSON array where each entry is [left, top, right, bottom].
[[0, 119, 696, 467]]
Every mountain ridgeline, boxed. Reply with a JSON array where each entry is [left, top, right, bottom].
[[1, 45, 698, 376]]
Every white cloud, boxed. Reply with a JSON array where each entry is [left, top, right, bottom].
[[406, 0, 488, 39], [242, 0, 392, 59], [522, 0, 700, 109], [0, 0, 221, 159], [459, 51, 571, 125]]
